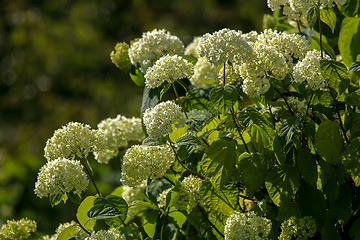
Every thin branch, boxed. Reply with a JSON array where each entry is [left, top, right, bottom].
[[167, 135, 205, 179], [67, 193, 91, 236], [198, 205, 224, 238], [230, 108, 250, 153], [328, 88, 349, 144], [172, 82, 188, 118], [80, 158, 101, 197], [274, 87, 294, 116]]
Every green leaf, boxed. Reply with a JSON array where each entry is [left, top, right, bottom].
[[320, 8, 337, 33], [160, 83, 171, 100], [68, 192, 81, 205], [273, 135, 286, 165], [244, 106, 274, 135], [321, 214, 342, 240], [307, 7, 319, 29], [26, 233, 45, 240], [237, 152, 268, 192], [182, 55, 197, 64], [49, 193, 68, 207], [310, 34, 336, 59], [76, 196, 97, 231], [339, 0, 359, 17], [88, 195, 128, 222], [175, 132, 202, 160], [200, 180, 237, 217], [142, 135, 167, 146], [296, 181, 327, 230], [342, 136, 360, 176], [168, 206, 187, 228], [320, 59, 350, 93], [349, 217, 360, 240], [57, 226, 78, 240], [201, 138, 237, 188], [315, 120, 343, 165], [349, 60, 360, 84], [346, 89, 360, 106], [141, 210, 158, 238], [209, 85, 238, 113], [265, 165, 300, 206], [339, 17, 360, 68], [277, 200, 301, 222], [278, 116, 301, 144], [129, 65, 145, 87], [249, 124, 272, 154], [297, 148, 318, 188], [141, 86, 161, 114]]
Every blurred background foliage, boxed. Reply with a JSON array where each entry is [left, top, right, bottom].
[[0, 0, 269, 234]]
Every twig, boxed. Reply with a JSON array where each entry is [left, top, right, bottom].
[[167, 135, 205, 179], [230, 108, 250, 153], [198, 205, 224, 238], [67, 193, 91, 236], [80, 158, 102, 197]]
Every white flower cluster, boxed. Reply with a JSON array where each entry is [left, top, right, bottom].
[[196, 28, 253, 66], [44, 122, 105, 161], [86, 228, 126, 240], [43, 221, 88, 240], [190, 57, 219, 88], [234, 29, 310, 98], [256, 29, 310, 70], [110, 42, 131, 72], [287, 97, 312, 115], [279, 216, 316, 240], [94, 115, 144, 164], [173, 175, 202, 212], [157, 188, 172, 208], [121, 144, 175, 187], [122, 180, 147, 205], [185, 36, 201, 58], [34, 158, 89, 198], [143, 101, 186, 136], [293, 49, 330, 90], [0, 218, 37, 240], [128, 29, 184, 74], [224, 211, 272, 240], [145, 54, 194, 88], [267, 0, 346, 21]]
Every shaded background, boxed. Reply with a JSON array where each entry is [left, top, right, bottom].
[[0, 0, 270, 234]]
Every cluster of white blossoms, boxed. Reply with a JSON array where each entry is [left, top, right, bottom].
[[173, 175, 202, 212], [145, 54, 194, 88], [184, 36, 201, 58], [190, 57, 219, 88], [143, 101, 186, 136], [128, 29, 184, 74], [121, 144, 175, 187], [293, 49, 330, 90], [287, 97, 312, 115], [86, 228, 126, 240], [279, 216, 316, 240], [44, 122, 105, 161], [43, 221, 88, 240], [122, 180, 147, 219], [0, 218, 37, 240], [110, 42, 131, 72], [34, 158, 89, 198], [267, 0, 346, 21], [224, 211, 272, 240], [157, 188, 172, 208], [122, 180, 147, 205], [196, 28, 253, 66], [94, 115, 144, 164], [256, 29, 310, 70]]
